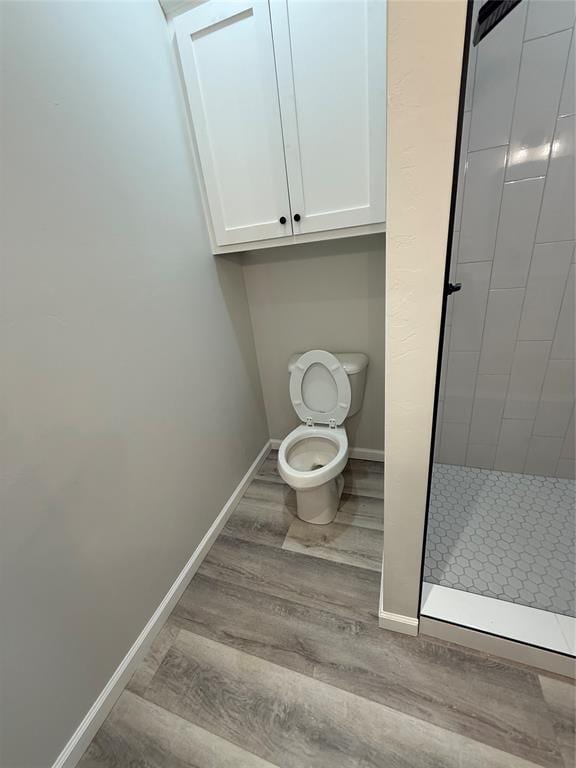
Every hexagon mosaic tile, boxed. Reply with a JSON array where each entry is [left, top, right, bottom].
[[424, 463, 576, 617]]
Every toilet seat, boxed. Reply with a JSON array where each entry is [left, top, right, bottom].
[[289, 350, 351, 427], [278, 424, 348, 490]]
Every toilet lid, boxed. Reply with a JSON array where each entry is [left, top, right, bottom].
[[289, 350, 351, 426]]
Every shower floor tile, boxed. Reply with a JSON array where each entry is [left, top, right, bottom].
[[424, 463, 576, 617]]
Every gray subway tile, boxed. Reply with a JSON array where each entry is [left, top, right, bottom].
[[551, 261, 575, 359], [465, 443, 497, 469], [524, 436, 564, 476], [438, 324, 452, 401], [556, 457, 576, 478], [454, 113, 472, 232], [491, 177, 545, 289], [537, 115, 576, 243], [478, 289, 524, 374], [494, 419, 533, 472], [524, 0, 576, 40], [533, 358, 576, 436], [561, 410, 575, 459], [504, 340, 552, 419], [443, 351, 480, 424], [559, 35, 575, 117], [518, 242, 574, 341], [468, 374, 509, 445], [469, 3, 526, 151], [437, 422, 469, 465], [507, 30, 572, 181], [459, 147, 507, 263], [450, 261, 492, 352]]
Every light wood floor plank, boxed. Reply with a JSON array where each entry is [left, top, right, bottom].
[[126, 618, 180, 697], [540, 676, 576, 768], [198, 534, 381, 622], [78, 689, 277, 768], [335, 492, 383, 530], [145, 629, 550, 768], [173, 574, 563, 768], [282, 517, 382, 571]]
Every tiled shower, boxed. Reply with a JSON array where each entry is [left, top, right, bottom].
[[425, 0, 575, 646]]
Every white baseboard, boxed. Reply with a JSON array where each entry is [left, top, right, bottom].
[[379, 609, 419, 636], [348, 447, 384, 462], [269, 437, 384, 463], [52, 440, 272, 768]]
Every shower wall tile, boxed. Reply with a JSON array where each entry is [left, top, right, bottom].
[[438, 324, 452, 401], [524, 0, 575, 40], [465, 443, 497, 469], [435, 5, 575, 477], [551, 262, 575, 360], [468, 374, 509, 445], [464, 44, 476, 114], [450, 261, 491, 351], [537, 115, 576, 243], [478, 288, 524, 374], [491, 177, 545, 289], [454, 112, 471, 232], [506, 30, 572, 181], [524, 436, 564, 476], [556, 458, 576, 479], [518, 242, 574, 341], [459, 147, 507, 262], [561, 410, 575, 459], [533, 359, 576, 437], [443, 351, 479, 424], [559, 36, 575, 117], [469, 2, 526, 151], [503, 340, 551, 420], [434, 400, 444, 457], [437, 422, 469, 465], [494, 419, 533, 472]]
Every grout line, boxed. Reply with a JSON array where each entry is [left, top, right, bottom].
[[524, 25, 576, 44], [504, 175, 546, 184], [466, 143, 509, 154]]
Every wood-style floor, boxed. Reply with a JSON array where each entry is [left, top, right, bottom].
[[79, 451, 575, 768]]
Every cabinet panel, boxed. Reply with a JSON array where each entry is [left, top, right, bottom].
[[271, 0, 386, 235], [175, 2, 292, 246]]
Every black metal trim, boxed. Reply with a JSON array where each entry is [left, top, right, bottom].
[[420, 614, 575, 659], [416, 2, 474, 614]]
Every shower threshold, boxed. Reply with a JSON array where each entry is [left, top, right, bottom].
[[421, 581, 575, 655]]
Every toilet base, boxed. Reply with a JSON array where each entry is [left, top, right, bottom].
[[295, 474, 344, 525]]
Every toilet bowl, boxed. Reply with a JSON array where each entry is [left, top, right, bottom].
[[277, 349, 368, 525], [278, 424, 348, 524]]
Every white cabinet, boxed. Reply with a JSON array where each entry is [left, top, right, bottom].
[[175, 0, 386, 252]]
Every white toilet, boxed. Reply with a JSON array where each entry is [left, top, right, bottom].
[[278, 350, 369, 525]]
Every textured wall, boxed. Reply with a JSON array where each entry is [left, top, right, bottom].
[[0, 3, 267, 766], [436, 0, 575, 479], [243, 235, 385, 452], [381, 0, 466, 625]]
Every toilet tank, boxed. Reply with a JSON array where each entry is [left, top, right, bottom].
[[288, 352, 369, 418]]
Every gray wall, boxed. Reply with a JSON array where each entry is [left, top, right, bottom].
[[0, 2, 267, 766], [436, 0, 575, 478], [242, 235, 385, 452]]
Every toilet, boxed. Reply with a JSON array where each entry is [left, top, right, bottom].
[[278, 350, 369, 525]]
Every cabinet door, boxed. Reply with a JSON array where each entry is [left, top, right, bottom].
[[175, 2, 292, 246], [270, 0, 386, 235]]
